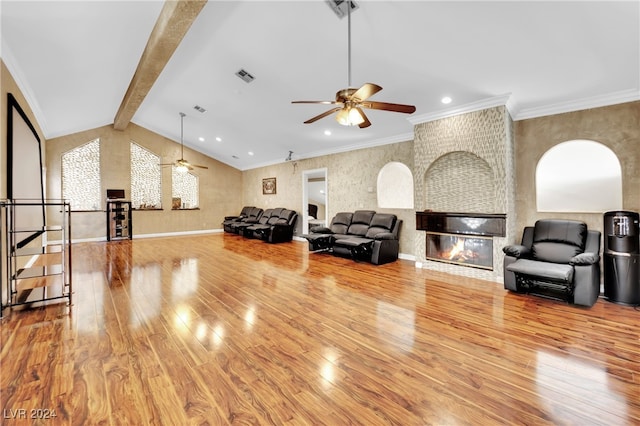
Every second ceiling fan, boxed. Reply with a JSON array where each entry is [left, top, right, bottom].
[[293, 1, 416, 128], [161, 112, 208, 172]]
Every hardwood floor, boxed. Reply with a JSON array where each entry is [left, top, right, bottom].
[[1, 233, 638, 425]]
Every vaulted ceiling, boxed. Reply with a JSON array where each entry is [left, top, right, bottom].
[[2, 1, 638, 170]]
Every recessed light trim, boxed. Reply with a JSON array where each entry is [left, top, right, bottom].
[[248, 151, 254, 156], [198, 137, 205, 142], [324, 130, 332, 136], [215, 137, 222, 142], [441, 96, 452, 104]]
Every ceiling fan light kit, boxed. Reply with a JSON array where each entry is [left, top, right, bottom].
[[336, 106, 364, 126], [293, 1, 415, 128]]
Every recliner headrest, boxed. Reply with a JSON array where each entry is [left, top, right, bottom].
[[532, 219, 588, 263], [351, 210, 376, 225], [533, 220, 587, 249]]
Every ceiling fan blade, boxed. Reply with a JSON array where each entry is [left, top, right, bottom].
[[356, 108, 371, 128], [363, 101, 416, 114], [351, 83, 383, 102], [292, 100, 339, 105], [191, 164, 208, 169], [303, 107, 342, 124]]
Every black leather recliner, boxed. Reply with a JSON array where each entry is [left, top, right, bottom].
[[237, 208, 281, 237], [224, 207, 263, 234], [503, 219, 601, 307], [222, 206, 255, 233], [243, 208, 284, 238], [304, 212, 354, 251]]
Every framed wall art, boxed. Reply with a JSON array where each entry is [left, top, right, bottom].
[[262, 177, 276, 195]]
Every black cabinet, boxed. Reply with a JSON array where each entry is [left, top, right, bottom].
[[107, 200, 132, 241]]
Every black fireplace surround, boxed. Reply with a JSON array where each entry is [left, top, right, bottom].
[[416, 211, 506, 270], [416, 211, 506, 237]]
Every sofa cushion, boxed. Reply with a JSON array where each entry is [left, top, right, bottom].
[[329, 212, 353, 234], [347, 210, 376, 236], [531, 220, 587, 263], [507, 259, 574, 283], [272, 209, 296, 226], [365, 214, 396, 238]]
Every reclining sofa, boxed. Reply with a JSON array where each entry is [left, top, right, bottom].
[[302, 210, 401, 265], [503, 219, 601, 307], [244, 208, 298, 243], [222, 206, 298, 243]]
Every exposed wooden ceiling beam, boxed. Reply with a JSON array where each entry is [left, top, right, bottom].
[[113, 0, 207, 131]]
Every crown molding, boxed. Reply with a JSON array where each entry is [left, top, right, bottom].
[[1, 41, 50, 136], [511, 88, 640, 121], [408, 94, 513, 125], [242, 132, 414, 171]]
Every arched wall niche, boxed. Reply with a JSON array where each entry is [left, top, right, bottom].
[[536, 140, 622, 212], [377, 161, 414, 209], [424, 151, 496, 213]]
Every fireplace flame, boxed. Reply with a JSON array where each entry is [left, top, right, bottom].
[[442, 238, 478, 262]]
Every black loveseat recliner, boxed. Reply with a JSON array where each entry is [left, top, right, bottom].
[[302, 210, 401, 265], [503, 219, 601, 307]]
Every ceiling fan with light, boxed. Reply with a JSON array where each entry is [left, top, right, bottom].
[[292, 1, 416, 128], [161, 112, 208, 172]]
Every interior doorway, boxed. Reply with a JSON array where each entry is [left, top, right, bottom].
[[302, 168, 328, 234]]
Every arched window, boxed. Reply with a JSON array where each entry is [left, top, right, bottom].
[[536, 140, 622, 212], [62, 139, 101, 210], [130, 142, 162, 209], [377, 162, 414, 209], [172, 167, 199, 209]]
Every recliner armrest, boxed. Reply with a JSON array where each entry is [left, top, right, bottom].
[[374, 232, 396, 240], [503, 244, 530, 258], [273, 222, 291, 228], [569, 252, 600, 265]]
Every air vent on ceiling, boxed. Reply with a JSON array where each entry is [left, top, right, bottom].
[[235, 69, 255, 83], [193, 105, 206, 113], [326, 0, 358, 19]]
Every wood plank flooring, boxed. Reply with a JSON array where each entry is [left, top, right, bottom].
[[1, 233, 639, 425]]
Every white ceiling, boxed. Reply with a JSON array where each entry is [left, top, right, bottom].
[[2, 1, 639, 171]]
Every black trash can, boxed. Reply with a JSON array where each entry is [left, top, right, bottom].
[[603, 211, 640, 305]]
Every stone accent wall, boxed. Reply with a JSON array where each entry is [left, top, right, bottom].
[[414, 106, 516, 281]]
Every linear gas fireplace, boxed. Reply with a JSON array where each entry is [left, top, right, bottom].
[[426, 232, 493, 269], [416, 211, 506, 271]]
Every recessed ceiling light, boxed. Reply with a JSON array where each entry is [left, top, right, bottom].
[[441, 96, 452, 104], [198, 137, 205, 142], [324, 130, 332, 136], [248, 151, 254, 156], [215, 137, 222, 142]]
